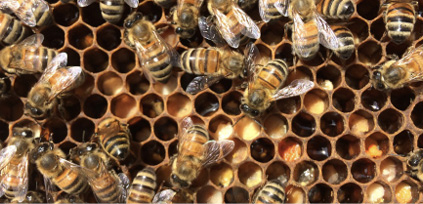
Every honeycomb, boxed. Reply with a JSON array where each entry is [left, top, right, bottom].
[[2, 0, 423, 203]]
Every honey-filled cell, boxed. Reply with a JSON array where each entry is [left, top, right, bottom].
[[111, 94, 137, 118], [286, 185, 306, 203], [97, 25, 122, 51], [308, 183, 334, 203], [251, 138, 275, 163], [210, 162, 234, 187], [264, 114, 288, 139], [69, 24, 93, 50], [351, 158, 376, 183]]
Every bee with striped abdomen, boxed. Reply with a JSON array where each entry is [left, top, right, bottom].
[[171, 0, 204, 39], [95, 117, 131, 161], [405, 149, 423, 183], [253, 179, 287, 204], [372, 45, 423, 90], [124, 12, 180, 84], [0, 34, 58, 75], [381, 0, 418, 44], [316, 0, 355, 20], [258, 0, 289, 22], [331, 25, 354, 60], [0, 0, 53, 28], [240, 59, 314, 117], [127, 167, 156, 203], [170, 117, 234, 188], [9, 191, 45, 203], [77, 0, 139, 24], [0, 11, 32, 45]]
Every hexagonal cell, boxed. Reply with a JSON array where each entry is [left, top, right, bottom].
[[59, 141, 77, 155], [111, 48, 135, 73], [264, 114, 288, 139], [276, 96, 301, 114], [336, 135, 360, 160], [234, 116, 261, 141], [81, 2, 105, 27], [97, 25, 121, 51], [238, 162, 263, 188], [136, 1, 163, 23], [53, 3, 79, 26], [153, 74, 178, 96], [266, 161, 290, 181], [154, 117, 177, 141], [275, 43, 294, 67], [195, 92, 219, 116], [316, 66, 341, 90], [395, 181, 419, 203], [68, 24, 93, 50], [111, 94, 137, 118], [370, 17, 385, 41], [394, 130, 414, 156], [349, 110, 375, 136], [391, 87, 415, 111], [251, 138, 275, 163], [44, 118, 67, 143], [386, 41, 412, 58], [128, 117, 151, 142], [366, 182, 392, 203], [210, 78, 232, 94], [338, 183, 363, 203], [61, 47, 80, 66], [292, 112, 316, 137], [320, 112, 345, 137], [224, 187, 249, 203], [381, 157, 403, 182], [168, 140, 178, 158], [83, 48, 108, 73], [97, 71, 123, 96], [140, 140, 165, 165], [41, 25, 64, 49], [260, 21, 284, 46], [208, 115, 233, 140], [352, 158, 376, 183], [322, 159, 347, 184], [279, 137, 302, 162], [365, 132, 389, 159], [166, 93, 192, 118], [308, 183, 334, 203], [210, 163, 234, 187], [358, 40, 382, 65], [226, 138, 248, 164], [197, 186, 223, 203], [126, 71, 150, 95], [293, 161, 318, 186], [378, 109, 404, 134], [333, 88, 356, 112], [348, 18, 369, 42], [70, 117, 94, 142], [345, 64, 369, 90], [307, 136, 331, 161], [286, 185, 306, 203], [179, 31, 204, 48], [361, 88, 387, 111], [357, 0, 380, 20], [141, 94, 164, 118], [13, 74, 37, 97], [222, 91, 242, 115], [304, 89, 329, 114], [83, 94, 107, 119], [0, 95, 23, 121]]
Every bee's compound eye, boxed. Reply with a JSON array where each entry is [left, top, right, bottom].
[[377, 83, 385, 90], [175, 27, 183, 34], [240, 104, 248, 112], [251, 109, 259, 116]]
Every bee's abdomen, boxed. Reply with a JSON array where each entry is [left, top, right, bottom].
[[101, 133, 130, 161], [385, 3, 416, 44], [181, 48, 220, 75], [254, 180, 286, 204], [294, 22, 319, 60], [127, 168, 157, 203], [317, 0, 354, 19], [53, 167, 88, 194], [143, 42, 173, 83], [332, 26, 355, 60], [257, 59, 288, 91], [262, 0, 284, 20], [1, 159, 26, 199], [0, 13, 30, 45], [33, 2, 53, 27], [91, 172, 121, 202], [180, 125, 209, 157], [100, 0, 125, 24]]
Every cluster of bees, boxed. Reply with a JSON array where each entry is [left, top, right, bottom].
[[0, 0, 423, 203]]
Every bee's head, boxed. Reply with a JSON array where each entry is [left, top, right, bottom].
[[407, 149, 423, 168], [124, 12, 143, 29], [371, 70, 387, 90], [240, 103, 260, 117], [170, 173, 190, 188], [30, 142, 54, 164], [70, 143, 97, 159]]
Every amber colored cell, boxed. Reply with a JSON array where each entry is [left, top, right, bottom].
[[348, 18, 369, 42], [276, 96, 301, 114], [234, 116, 261, 141], [394, 130, 414, 156], [361, 88, 387, 111], [320, 112, 345, 136], [69, 24, 93, 50], [358, 41, 382, 65], [395, 181, 419, 203], [292, 112, 316, 137], [111, 48, 135, 73], [126, 71, 150, 95], [140, 140, 165, 165], [224, 187, 249, 203], [0, 96, 23, 121], [238, 162, 263, 188], [128, 117, 151, 142], [83, 48, 108, 73], [279, 137, 302, 162], [226, 138, 248, 164], [97, 71, 123, 96], [167, 93, 192, 117], [197, 186, 223, 204], [222, 91, 242, 115], [97, 25, 121, 51], [286, 185, 305, 203], [316, 66, 341, 90], [333, 88, 356, 112], [266, 161, 290, 181], [308, 183, 334, 203], [352, 158, 376, 183], [210, 163, 234, 187], [378, 109, 403, 134], [153, 75, 178, 96], [141, 94, 164, 118], [251, 138, 275, 163], [336, 135, 360, 160], [111, 94, 137, 118], [349, 110, 374, 136], [304, 89, 329, 114], [307, 136, 331, 161], [322, 159, 347, 184], [365, 132, 389, 158], [264, 114, 288, 139], [13, 74, 37, 97], [154, 117, 177, 141], [338, 183, 363, 203], [71, 117, 95, 142]]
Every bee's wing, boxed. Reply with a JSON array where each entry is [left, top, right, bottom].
[[38, 53, 68, 83], [153, 189, 177, 203], [244, 42, 260, 79], [18, 34, 44, 46], [186, 75, 225, 95], [259, 0, 273, 22], [77, 0, 96, 7], [47, 66, 84, 100], [0, 145, 17, 170], [153, 30, 181, 68], [274, 0, 290, 17], [0, 154, 29, 202], [198, 16, 227, 47], [271, 79, 314, 101], [201, 140, 235, 168], [292, 11, 315, 57], [406, 72, 423, 84], [0, 0, 20, 11], [43, 173, 59, 203], [124, 0, 140, 8], [180, 116, 194, 136], [118, 173, 130, 203], [1, 0, 48, 27], [213, 8, 242, 48], [314, 12, 340, 50], [232, 4, 260, 39]]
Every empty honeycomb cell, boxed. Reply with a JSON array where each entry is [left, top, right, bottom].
[[136, 1, 163, 23], [393, 130, 414, 156], [111, 94, 137, 118], [141, 94, 164, 118], [59, 96, 81, 121], [167, 93, 192, 117], [266, 161, 290, 181], [41, 25, 64, 49], [128, 117, 151, 142], [13, 74, 37, 97], [349, 110, 374, 136], [391, 87, 415, 111], [126, 71, 150, 95], [352, 158, 376, 183], [260, 22, 284, 46], [361, 88, 387, 111], [338, 183, 363, 203], [97, 71, 123, 96], [322, 159, 347, 184], [70, 117, 95, 142], [411, 101, 423, 129], [370, 17, 385, 41], [316, 66, 341, 90], [97, 25, 121, 51], [197, 186, 223, 204], [278, 137, 303, 162], [348, 18, 369, 42], [380, 157, 403, 182], [210, 162, 234, 187], [304, 89, 329, 114], [69, 24, 93, 50], [153, 74, 178, 95], [154, 117, 177, 141], [286, 66, 313, 84], [336, 135, 360, 160], [44, 118, 68, 143], [358, 41, 382, 65], [307, 136, 331, 161], [222, 91, 242, 115], [179, 31, 204, 48], [210, 79, 232, 94], [251, 138, 275, 163], [365, 132, 389, 158], [292, 112, 316, 137], [226, 138, 248, 164], [320, 112, 345, 136], [53, 3, 79, 26], [61, 47, 80, 66], [286, 185, 306, 203], [378, 109, 403, 134], [275, 43, 294, 67], [345, 64, 369, 90], [264, 114, 288, 139], [238, 162, 263, 188], [357, 0, 380, 20], [293, 161, 318, 186], [276, 96, 301, 114], [224, 187, 249, 203], [395, 181, 419, 203], [208, 115, 233, 140], [194, 92, 219, 116], [81, 2, 105, 27], [111, 48, 135, 73], [83, 94, 107, 118], [83, 48, 108, 73], [234, 116, 261, 140], [366, 182, 392, 203], [332, 88, 356, 112], [140, 140, 165, 165], [0, 96, 23, 121], [308, 183, 334, 203], [59, 141, 77, 155]]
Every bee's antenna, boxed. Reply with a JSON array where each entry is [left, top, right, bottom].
[[82, 130, 86, 143], [233, 115, 246, 127]]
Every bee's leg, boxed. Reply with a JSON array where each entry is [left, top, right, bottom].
[[385, 53, 399, 60], [167, 6, 177, 20], [283, 22, 292, 40]]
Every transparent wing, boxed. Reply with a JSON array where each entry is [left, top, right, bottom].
[[244, 42, 260, 79], [0, 154, 28, 202], [232, 4, 260, 39], [186, 75, 224, 95], [198, 16, 226, 46], [0, 145, 17, 170], [77, 0, 96, 7], [201, 140, 235, 167], [406, 72, 423, 84], [292, 11, 315, 58], [180, 117, 194, 137], [47, 66, 84, 100], [0, 0, 20, 11], [213, 8, 241, 48], [271, 79, 314, 101], [314, 12, 340, 50], [97, 119, 121, 140], [43, 174, 59, 203], [39, 53, 68, 83], [153, 189, 176, 204], [18, 34, 44, 46], [274, 0, 290, 17], [118, 173, 130, 203], [125, 0, 139, 8], [259, 0, 272, 22]]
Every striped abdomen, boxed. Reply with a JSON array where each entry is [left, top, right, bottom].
[[317, 0, 354, 20], [52, 165, 88, 194], [181, 48, 220, 76], [331, 25, 354, 60], [178, 125, 209, 158], [0, 12, 30, 45], [224, 10, 245, 39], [141, 40, 173, 83], [8, 46, 57, 75], [90, 171, 121, 202], [0, 158, 27, 199], [256, 59, 288, 92], [261, 0, 284, 20], [253, 180, 286, 204], [16, 0, 53, 27], [100, 0, 125, 24], [99, 132, 130, 161], [398, 46, 423, 78], [127, 168, 157, 203], [384, 2, 416, 44], [293, 21, 319, 60]]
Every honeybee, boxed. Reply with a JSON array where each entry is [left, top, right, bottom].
[[171, 0, 204, 39], [153, 189, 194, 204], [240, 59, 314, 117], [316, 0, 355, 20], [0, 34, 58, 75], [0, 11, 32, 45], [371, 45, 423, 90], [124, 12, 180, 84], [127, 167, 157, 203], [0, 0, 53, 28], [24, 52, 85, 119], [9, 191, 44, 203], [53, 193, 83, 204], [253, 179, 287, 204], [406, 149, 423, 183], [170, 117, 234, 188], [69, 142, 129, 203], [381, 0, 418, 44], [77, 0, 139, 24], [200, 0, 260, 48], [331, 25, 354, 60], [258, 0, 289, 22], [95, 117, 131, 161]]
